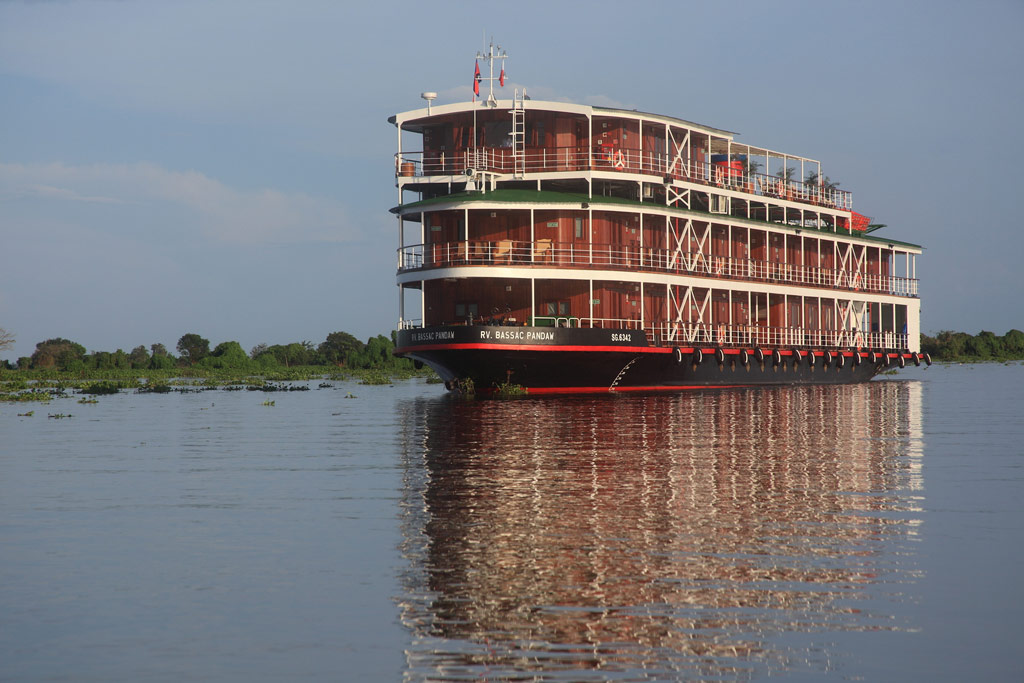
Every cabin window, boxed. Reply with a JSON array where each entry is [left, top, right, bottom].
[[546, 301, 570, 316], [458, 218, 466, 242], [710, 194, 730, 214], [652, 135, 665, 155], [574, 217, 584, 238], [455, 302, 478, 319], [529, 120, 545, 147], [485, 120, 512, 147], [424, 125, 451, 151]]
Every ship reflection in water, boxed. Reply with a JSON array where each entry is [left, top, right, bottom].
[[397, 382, 924, 681]]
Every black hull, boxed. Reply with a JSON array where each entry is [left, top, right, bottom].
[[395, 326, 910, 394]]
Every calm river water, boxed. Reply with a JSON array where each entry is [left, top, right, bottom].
[[1, 364, 1022, 681]]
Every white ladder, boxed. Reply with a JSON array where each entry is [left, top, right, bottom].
[[510, 89, 526, 179]]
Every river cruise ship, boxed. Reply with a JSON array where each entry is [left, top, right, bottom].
[[391, 45, 924, 393]]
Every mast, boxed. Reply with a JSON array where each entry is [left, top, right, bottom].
[[476, 39, 507, 107]]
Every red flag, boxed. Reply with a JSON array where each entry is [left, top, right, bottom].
[[473, 60, 481, 96], [499, 67, 505, 87]]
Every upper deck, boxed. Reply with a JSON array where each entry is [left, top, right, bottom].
[[392, 98, 854, 216]]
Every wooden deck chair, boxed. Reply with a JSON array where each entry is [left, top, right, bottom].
[[534, 238, 552, 262], [493, 239, 512, 264]]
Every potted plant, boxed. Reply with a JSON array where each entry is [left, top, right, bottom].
[[775, 166, 795, 198], [804, 171, 840, 205], [741, 157, 762, 193]]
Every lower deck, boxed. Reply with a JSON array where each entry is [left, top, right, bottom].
[[396, 325, 927, 393], [401, 276, 917, 353]]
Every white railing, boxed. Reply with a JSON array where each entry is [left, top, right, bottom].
[[399, 315, 909, 352], [396, 147, 853, 210], [398, 240, 918, 298], [653, 322, 906, 351]]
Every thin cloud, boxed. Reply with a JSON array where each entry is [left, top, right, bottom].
[[0, 162, 354, 245], [582, 94, 632, 109], [2, 183, 123, 204]]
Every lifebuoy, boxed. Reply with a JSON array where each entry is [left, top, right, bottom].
[[807, 350, 815, 366], [755, 347, 765, 363], [692, 348, 703, 365], [674, 347, 683, 364], [898, 354, 906, 368], [924, 352, 932, 366], [715, 347, 725, 364], [772, 349, 782, 366], [740, 349, 749, 366], [613, 151, 626, 170], [823, 351, 832, 366], [853, 352, 862, 366], [883, 352, 891, 367], [837, 352, 845, 368], [869, 351, 878, 364], [791, 349, 802, 363], [912, 352, 921, 366]]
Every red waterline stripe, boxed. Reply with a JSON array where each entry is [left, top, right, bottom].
[[521, 384, 753, 394]]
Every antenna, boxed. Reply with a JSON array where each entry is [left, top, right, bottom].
[[475, 38, 508, 107], [420, 91, 437, 114]]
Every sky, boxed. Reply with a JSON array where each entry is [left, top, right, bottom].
[[1, 0, 1022, 362]]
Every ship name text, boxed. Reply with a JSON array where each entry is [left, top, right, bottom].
[[411, 330, 456, 342], [479, 329, 556, 341]]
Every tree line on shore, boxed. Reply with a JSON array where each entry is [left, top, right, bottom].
[[920, 329, 1024, 362], [0, 330, 414, 373], [2, 327, 1022, 372]]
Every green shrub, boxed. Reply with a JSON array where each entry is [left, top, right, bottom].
[[359, 370, 392, 385], [81, 381, 121, 395]]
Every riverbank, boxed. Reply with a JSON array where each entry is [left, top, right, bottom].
[[0, 366, 440, 403]]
